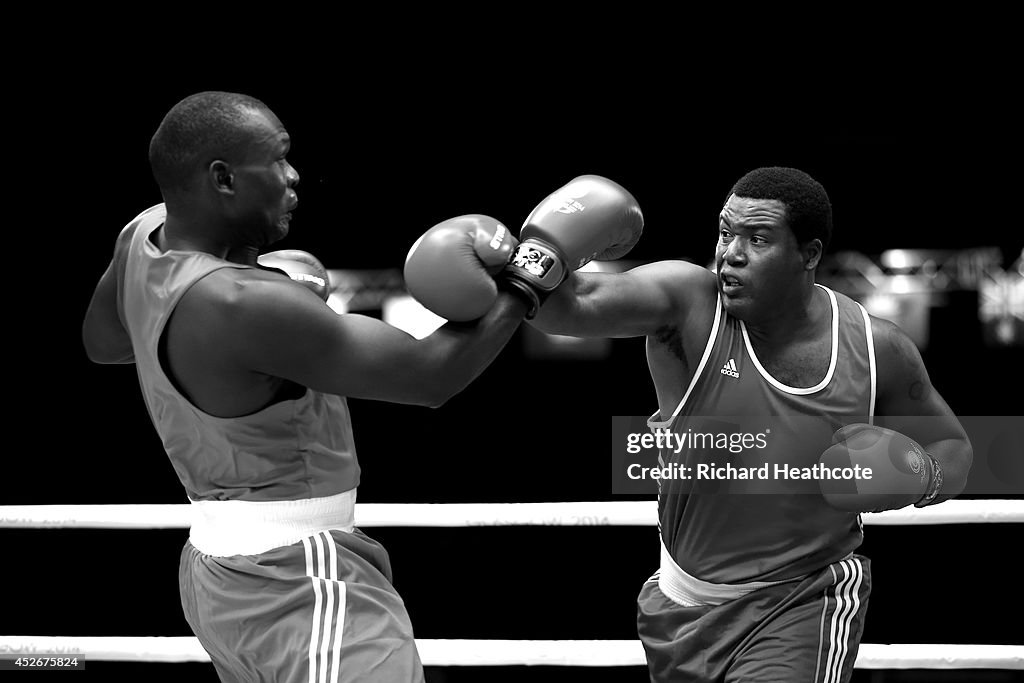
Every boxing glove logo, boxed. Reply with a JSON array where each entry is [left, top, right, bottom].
[[290, 273, 327, 289], [488, 224, 508, 251], [552, 186, 589, 215], [554, 197, 586, 215], [905, 442, 927, 483], [909, 450, 923, 475], [510, 245, 558, 278]]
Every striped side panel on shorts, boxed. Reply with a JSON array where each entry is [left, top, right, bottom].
[[814, 557, 866, 683], [302, 531, 348, 683]]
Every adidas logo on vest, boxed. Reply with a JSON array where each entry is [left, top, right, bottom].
[[720, 358, 740, 378]]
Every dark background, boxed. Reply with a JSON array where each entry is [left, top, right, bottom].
[[4, 64, 1022, 682]]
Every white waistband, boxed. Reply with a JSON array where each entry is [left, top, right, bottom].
[[658, 540, 799, 607], [188, 489, 356, 557]]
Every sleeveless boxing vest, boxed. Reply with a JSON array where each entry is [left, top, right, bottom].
[[121, 204, 360, 503], [648, 284, 875, 583]]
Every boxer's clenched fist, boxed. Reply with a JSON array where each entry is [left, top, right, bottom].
[[503, 175, 644, 318], [818, 423, 944, 512], [404, 215, 519, 321], [258, 249, 331, 301]]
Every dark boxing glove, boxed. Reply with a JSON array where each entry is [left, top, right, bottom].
[[819, 423, 944, 513], [503, 175, 643, 318], [403, 215, 518, 321]]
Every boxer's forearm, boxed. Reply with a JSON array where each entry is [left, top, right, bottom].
[[422, 293, 528, 405], [923, 436, 973, 503]]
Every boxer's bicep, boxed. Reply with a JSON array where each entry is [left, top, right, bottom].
[[230, 283, 463, 406], [874, 318, 957, 424], [873, 317, 972, 494], [530, 260, 715, 338]]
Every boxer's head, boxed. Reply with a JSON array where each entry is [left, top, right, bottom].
[[149, 91, 299, 247], [715, 167, 832, 322]]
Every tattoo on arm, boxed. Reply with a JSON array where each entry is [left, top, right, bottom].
[[883, 321, 934, 408], [908, 379, 930, 402]]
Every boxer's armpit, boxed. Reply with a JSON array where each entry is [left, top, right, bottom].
[[653, 324, 686, 363]]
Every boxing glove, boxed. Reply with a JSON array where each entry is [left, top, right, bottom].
[[818, 423, 944, 513], [404, 214, 519, 321], [258, 249, 331, 301], [503, 175, 643, 317]]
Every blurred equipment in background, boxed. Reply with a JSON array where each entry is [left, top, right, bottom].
[[979, 248, 1024, 347], [817, 247, 1021, 350], [325, 269, 406, 316]]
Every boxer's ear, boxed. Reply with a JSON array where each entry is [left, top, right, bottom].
[[802, 238, 823, 271]]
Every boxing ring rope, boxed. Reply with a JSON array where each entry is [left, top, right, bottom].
[[3, 499, 1023, 529], [3, 500, 1023, 671], [0, 637, 1021, 669]]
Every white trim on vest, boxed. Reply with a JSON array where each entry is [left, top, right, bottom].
[[856, 301, 877, 424], [740, 284, 839, 395], [648, 293, 724, 429]]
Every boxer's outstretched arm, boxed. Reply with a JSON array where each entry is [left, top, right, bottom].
[[873, 316, 973, 502], [229, 280, 527, 407], [528, 260, 717, 339], [83, 227, 135, 364]]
